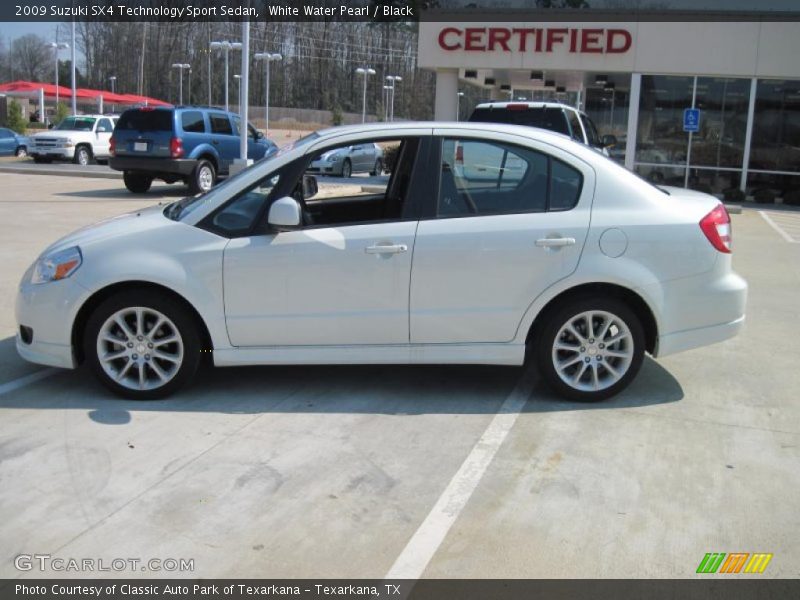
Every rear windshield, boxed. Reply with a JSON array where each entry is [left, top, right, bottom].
[[469, 107, 570, 136], [117, 109, 174, 132]]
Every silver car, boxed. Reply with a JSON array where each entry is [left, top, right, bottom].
[[307, 142, 384, 177]]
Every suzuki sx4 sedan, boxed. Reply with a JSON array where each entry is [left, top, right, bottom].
[[16, 123, 747, 401]]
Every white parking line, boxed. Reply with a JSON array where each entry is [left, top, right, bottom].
[[385, 367, 537, 579], [0, 368, 58, 396], [759, 210, 799, 243]]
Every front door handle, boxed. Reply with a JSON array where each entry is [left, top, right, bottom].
[[535, 237, 576, 248], [365, 243, 408, 255]]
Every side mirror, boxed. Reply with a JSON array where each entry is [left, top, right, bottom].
[[601, 134, 617, 148], [268, 196, 302, 230], [302, 174, 318, 199], [255, 131, 264, 140]]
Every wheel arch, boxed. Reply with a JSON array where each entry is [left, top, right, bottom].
[[71, 280, 213, 365], [525, 282, 658, 356]]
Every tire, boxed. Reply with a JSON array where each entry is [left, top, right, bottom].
[[535, 296, 645, 402], [84, 290, 201, 400], [15, 146, 27, 158], [73, 145, 92, 166], [341, 159, 352, 178], [123, 172, 153, 194], [370, 158, 382, 176], [189, 159, 215, 194]]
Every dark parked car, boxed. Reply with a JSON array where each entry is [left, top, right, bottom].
[[0, 127, 30, 157], [109, 107, 278, 194]]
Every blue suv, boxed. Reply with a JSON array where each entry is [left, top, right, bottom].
[[109, 107, 277, 194]]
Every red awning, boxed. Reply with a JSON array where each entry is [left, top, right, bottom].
[[0, 80, 171, 107]]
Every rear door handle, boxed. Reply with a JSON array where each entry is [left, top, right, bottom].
[[365, 244, 408, 255], [535, 237, 576, 248]]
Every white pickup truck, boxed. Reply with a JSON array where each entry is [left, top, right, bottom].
[[29, 115, 117, 165]]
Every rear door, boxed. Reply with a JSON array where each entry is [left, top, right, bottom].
[[0, 128, 15, 155], [410, 131, 594, 344], [208, 112, 238, 172]]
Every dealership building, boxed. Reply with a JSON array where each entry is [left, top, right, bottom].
[[419, 12, 800, 200]]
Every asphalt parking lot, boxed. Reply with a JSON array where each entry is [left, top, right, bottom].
[[1, 172, 799, 580]]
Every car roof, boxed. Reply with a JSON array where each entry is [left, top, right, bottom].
[[473, 101, 578, 112], [312, 121, 597, 161]]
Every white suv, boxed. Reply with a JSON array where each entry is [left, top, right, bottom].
[[16, 122, 746, 401], [469, 101, 615, 154], [30, 115, 117, 165]]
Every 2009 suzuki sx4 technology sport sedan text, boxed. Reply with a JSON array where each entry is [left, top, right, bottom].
[[16, 122, 747, 401]]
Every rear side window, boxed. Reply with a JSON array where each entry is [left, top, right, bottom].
[[438, 138, 582, 217], [181, 111, 206, 133], [469, 107, 570, 136], [210, 114, 233, 135], [116, 110, 173, 132]]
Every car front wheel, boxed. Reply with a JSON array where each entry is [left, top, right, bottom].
[[84, 291, 201, 400], [341, 159, 352, 178], [15, 146, 27, 158], [536, 297, 645, 401], [73, 145, 91, 165]]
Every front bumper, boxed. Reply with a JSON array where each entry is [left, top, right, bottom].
[[307, 160, 340, 175], [30, 147, 75, 159], [109, 156, 197, 177], [15, 274, 88, 370]]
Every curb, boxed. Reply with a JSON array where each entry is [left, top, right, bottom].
[[0, 165, 120, 180]]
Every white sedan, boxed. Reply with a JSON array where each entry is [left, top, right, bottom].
[[16, 122, 747, 401]]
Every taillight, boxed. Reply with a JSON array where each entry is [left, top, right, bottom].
[[170, 137, 183, 158], [109, 136, 115, 157], [699, 204, 731, 253], [506, 103, 530, 111]]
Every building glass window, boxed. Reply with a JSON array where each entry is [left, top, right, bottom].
[[690, 78, 751, 170], [636, 75, 693, 168]]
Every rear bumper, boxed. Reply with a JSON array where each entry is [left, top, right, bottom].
[[656, 315, 745, 358], [109, 156, 197, 177]]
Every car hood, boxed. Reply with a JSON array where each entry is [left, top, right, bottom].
[[31, 130, 84, 139], [40, 203, 174, 255]]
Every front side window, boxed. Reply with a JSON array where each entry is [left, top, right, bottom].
[[97, 118, 113, 132], [581, 114, 601, 147], [438, 138, 582, 217], [209, 113, 233, 135], [209, 172, 282, 235], [566, 111, 585, 143]]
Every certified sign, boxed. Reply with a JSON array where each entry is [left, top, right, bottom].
[[684, 108, 700, 132]]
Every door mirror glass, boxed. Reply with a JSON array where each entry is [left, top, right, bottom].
[[268, 196, 302, 229], [302, 174, 318, 199], [601, 134, 617, 148]]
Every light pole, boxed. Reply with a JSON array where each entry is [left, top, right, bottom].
[[188, 68, 192, 105], [210, 41, 242, 112], [171, 63, 191, 105], [48, 42, 69, 104], [456, 91, 464, 121], [355, 67, 376, 124], [233, 74, 241, 108], [382, 85, 391, 121], [254, 52, 282, 135], [385, 75, 402, 122], [70, 22, 76, 115], [108, 76, 116, 112]]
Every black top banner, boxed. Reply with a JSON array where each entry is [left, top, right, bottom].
[[4, 1, 800, 23]]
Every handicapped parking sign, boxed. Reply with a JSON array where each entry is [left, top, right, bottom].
[[683, 108, 700, 132]]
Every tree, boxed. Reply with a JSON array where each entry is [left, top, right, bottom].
[[10, 34, 49, 81], [7, 99, 28, 134], [53, 102, 70, 125]]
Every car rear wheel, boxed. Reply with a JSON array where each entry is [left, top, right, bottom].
[[341, 159, 352, 178], [84, 290, 201, 400], [123, 172, 153, 193], [73, 145, 91, 166], [536, 297, 645, 402], [189, 159, 215, 194], [15, 146, 27, 158], [370, 158, 382, 176]]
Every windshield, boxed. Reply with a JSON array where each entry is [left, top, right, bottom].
[[56, 117, 96, 131], [469, 107, 570, 136]]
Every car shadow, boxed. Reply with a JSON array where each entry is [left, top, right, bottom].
[[0, 336, 684, 423], [54, 187, 190, 200]]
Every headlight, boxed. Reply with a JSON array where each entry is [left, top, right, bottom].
[[325, 154, 339, 162], [31, 246, 82, 284], [63, 139, 75, 148]]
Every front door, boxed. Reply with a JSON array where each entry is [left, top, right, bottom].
[[208, 112, 238, 173], [94, 118, 114, 157], [410, 135, 593, 344]]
